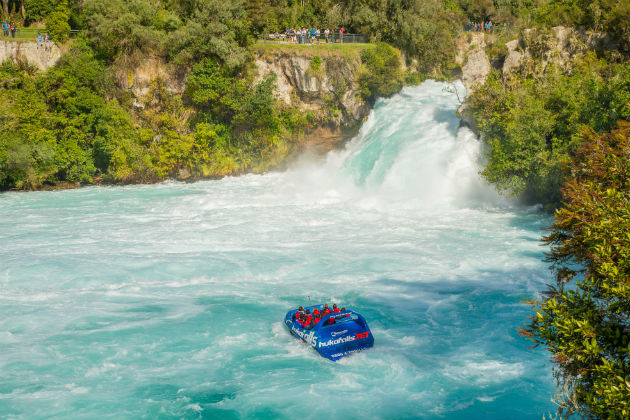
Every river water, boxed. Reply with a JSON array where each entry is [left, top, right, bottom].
[[0, 80, 555, 419]]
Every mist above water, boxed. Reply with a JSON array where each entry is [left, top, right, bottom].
[[0, 80, 554, 419]]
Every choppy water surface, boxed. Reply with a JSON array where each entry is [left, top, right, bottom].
[[1, 81, 555, 419]]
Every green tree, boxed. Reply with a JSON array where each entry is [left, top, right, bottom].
[[167, 0, 249, 69], [82, 0, 167, 61], [44, 1, 70, 42], [23, 0, 55, 23], [521, 122, 630, 419], [470, 53, 630, 208], [457, 0, 496, 21], [359, 42, 403, 102]]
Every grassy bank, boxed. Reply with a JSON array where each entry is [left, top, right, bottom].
[[252, 42, 376, 60]]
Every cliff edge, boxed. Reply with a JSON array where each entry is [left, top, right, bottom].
[[0, 40, 61, 70]]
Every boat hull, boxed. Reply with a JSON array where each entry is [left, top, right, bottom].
[[284, 305, 374, 361]]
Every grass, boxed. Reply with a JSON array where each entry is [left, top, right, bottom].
[[252, 42, 376, 60], [1, 28, 44, 41]]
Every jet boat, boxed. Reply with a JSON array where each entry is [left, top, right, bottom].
[[284, 305, 374, 361]]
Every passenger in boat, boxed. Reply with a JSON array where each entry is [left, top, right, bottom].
[[301, 309, 312, 327], [294, 306, 304, 321], [332, 304, 341, 313], [322, 304, 332, 315], [313, 307, 320, 316], [306, 314, 322, 329], [341, 307, 350, 317]]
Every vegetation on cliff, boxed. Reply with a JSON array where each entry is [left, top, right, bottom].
[[521, 122, 630, 419], [470, 53, 630, 208], [453, 3, 630, 418], [1, 1, 412, 190]]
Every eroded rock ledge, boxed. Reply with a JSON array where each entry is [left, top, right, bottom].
[[0, 40, 61, 70], [455, 26, 614, 134]]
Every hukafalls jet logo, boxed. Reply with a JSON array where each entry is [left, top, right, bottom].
[[318, 331, 370, 348]]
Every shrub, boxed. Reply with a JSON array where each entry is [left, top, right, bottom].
[[359, 42, 403, 102], [521, 122, 630, 419], [44, 5, 71, 43]]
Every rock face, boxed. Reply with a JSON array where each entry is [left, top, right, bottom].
[[503, 26, 611, 75], [455, 26, 613, 135], [0, 40, 61, 70], [115, 57, 186, 108], [455, 32, 491, 94], [502, 39, 528, 74], [461, 49, 491, 93], [254, 50, 370, 149], [454, 33, 491, 133]]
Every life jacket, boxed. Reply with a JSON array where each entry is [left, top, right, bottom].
[[313, 309, 320, 316], [332, 308, 341, 313], [323, 308, 331, 315], [313, 317, 321, 325]]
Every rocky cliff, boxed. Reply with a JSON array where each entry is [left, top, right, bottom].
[[114, 46, 373, 154], [455, 26, 613, 134], [0, 40, 61, 70], [253, 46, 371, 152]]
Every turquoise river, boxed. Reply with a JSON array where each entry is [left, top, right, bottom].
[[0, 80, 556, 419]]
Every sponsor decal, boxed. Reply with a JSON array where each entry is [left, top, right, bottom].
[[318, 335, 356, 348], [317, 331, 370, 348], [331, 330, 348, 337], [291, 325, 317, 347], [331, 348, 363, 359]]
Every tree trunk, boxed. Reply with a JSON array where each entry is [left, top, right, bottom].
[[20, 0, 25, 20], [2, 0, 9, 17]]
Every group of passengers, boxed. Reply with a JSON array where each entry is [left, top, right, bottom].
[[283, 27, 342, 44], [465, 20, 495, 33], [36, 32, 52, 49], [293, 303, 348, 329], [2, 21, 17, 38]]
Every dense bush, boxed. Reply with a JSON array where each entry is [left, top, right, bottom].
[[521, 122, 630, 419], [359, 42, 403, 102], [534, 0, 630, 53], [341, 0, 460, 76], [469, 53, 630, 208], [82, 0, 168, 61], [167, 0, 249, 69], [44, 3, 70, 42]]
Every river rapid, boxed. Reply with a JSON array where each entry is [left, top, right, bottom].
[[0, 80, 555, 419]]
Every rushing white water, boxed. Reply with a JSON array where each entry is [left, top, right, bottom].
[[0, 80, 555, 419]]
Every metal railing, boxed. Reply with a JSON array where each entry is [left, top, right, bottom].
[[257, 32, 367, 44], [1, 27, 81, 41], [463, 23, 514, 34]]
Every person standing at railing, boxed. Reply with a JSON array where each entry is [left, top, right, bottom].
[[37, 31, 42, 48], [324, 28, 329, 43], [10, 22, 16, 38], [2, 21, 8, 37], [339, 27, 344, 43]]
